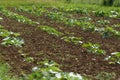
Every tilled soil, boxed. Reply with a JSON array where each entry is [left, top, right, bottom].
[[0, 8, 120, 79], [10, 8, 120, 53]]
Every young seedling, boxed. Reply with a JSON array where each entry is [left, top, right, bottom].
[[82, 42, 106, 55], [97, 20, 110, 26], [61, 36, 83, 45], [1, 37, 24, 47], [102, 27, 120, 38], [38, 26, 64, 36], [105, 52, 120, 64], [0, 25, 24, 47], [0, 8, 39, 25], [23, 60, 85, 80]]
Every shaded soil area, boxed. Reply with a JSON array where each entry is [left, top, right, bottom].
[[0, 8, 120, 79]]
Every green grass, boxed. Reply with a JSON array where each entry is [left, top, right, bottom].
[[0, 0, 119, 10], [70, 0, 102, 4], [0, 61, 20, 80], [0, 0, 38, 6], [0, 0, 63, 7]]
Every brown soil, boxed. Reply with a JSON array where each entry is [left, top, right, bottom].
[[0, 7, 120, 79]]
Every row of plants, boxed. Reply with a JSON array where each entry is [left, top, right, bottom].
[[92, 10, 119, 18], [38, 25, 106, 55], [0, 7, 87, 79], [46, 11, 120, 38], [15, 6, 46, 16], [83, 44, 120, 64], [29, 6, 120, 38], [61, 36, 83, 45], [71, 19, 120, 39], [15, 5, 120, 37], [14, 6, 81, 27], [0, 25, 24, 47], [24, 60, 88, 80], [0, 7, 39, 25], [17, 45, 88, 80], [38, 26, 64, 37], [59, 7, 89, 14], [52, 7, 119, 28], [12, 6, 120, 64], [0, 59, 118, 80], [3, 5, 119, 65], [112, 24, 120, 28], [0, 26, 119, 80], [38, 25, 120, 64], [46, 8, 119, 32], [58, 6, 120, 18], [0, 6, 120, 80], [0, 60, 88, 80], [15, 6, 70, 24], [106, 52, 120, 64]]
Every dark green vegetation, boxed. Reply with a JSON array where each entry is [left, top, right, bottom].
[[0, 0, 120, 80], [102, 0, 120, 7]]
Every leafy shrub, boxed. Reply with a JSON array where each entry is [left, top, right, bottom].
[[0, 60, 88, 80]]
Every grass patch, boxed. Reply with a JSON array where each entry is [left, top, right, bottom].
[[0, 61, 20, 80], [0, 0, 63, 7], [0, 0, 119, 10]]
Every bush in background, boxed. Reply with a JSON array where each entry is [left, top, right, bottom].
[[113, 0, 120, 7], [102, 0, 114, 6]]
